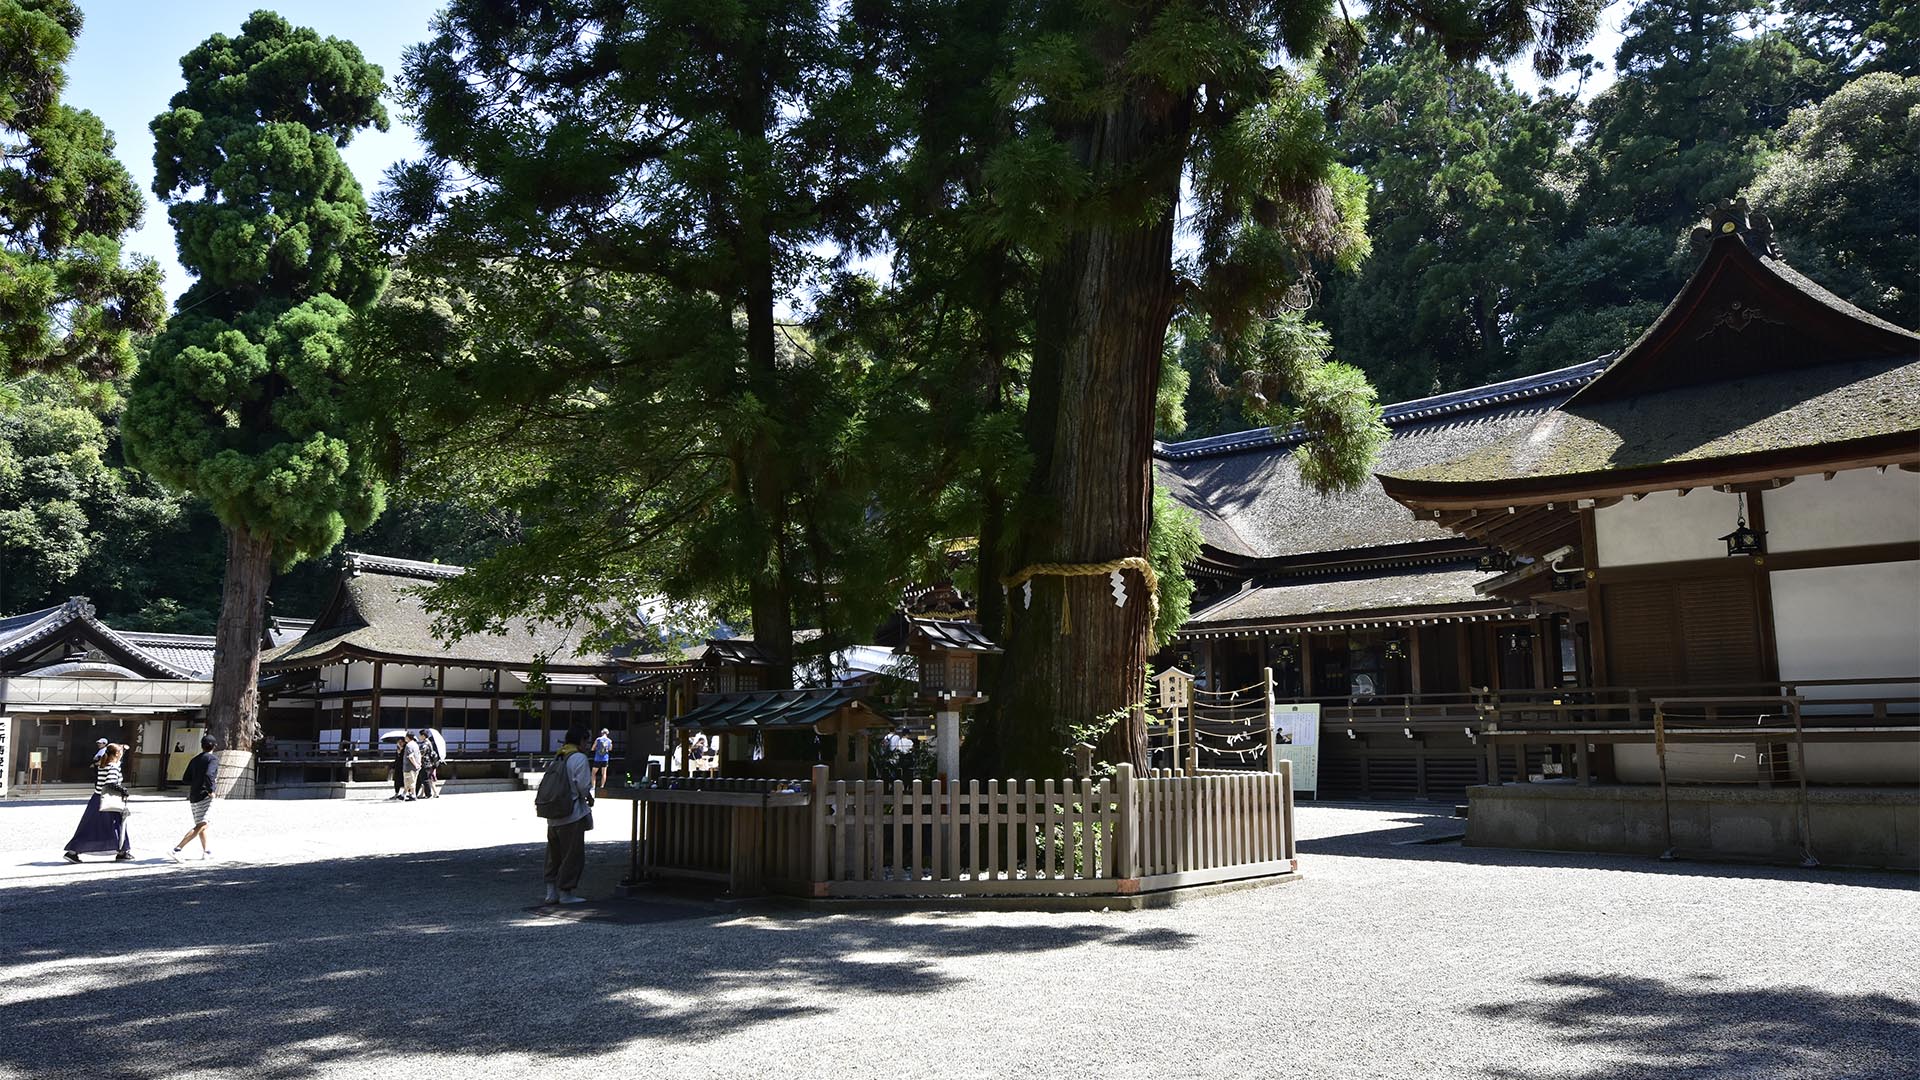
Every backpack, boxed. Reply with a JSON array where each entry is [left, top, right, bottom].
[[421, 739, 442, 768], [534, 752, 578, 819]]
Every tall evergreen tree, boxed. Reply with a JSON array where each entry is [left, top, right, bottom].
[[379, 0, 905, 671], [1317, 38, 1577, 401], [123, 12, 390, 751], [0, 0, 163, 380], [1748, 72, 1920, 321], [1579, 0, 1822, 238]]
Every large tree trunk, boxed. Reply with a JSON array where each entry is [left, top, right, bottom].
[[209, 526, 273, 751], [988, 86, 1191, 778], [733, 32, 796, 689]]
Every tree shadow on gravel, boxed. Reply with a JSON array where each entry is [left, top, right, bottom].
[[0, 841, 1194, 1080], [1297, 811, 1920, 891], [1471, 972, 1919, 1080]]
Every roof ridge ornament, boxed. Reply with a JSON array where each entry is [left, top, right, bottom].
[[1691, 197, 1780, 260]]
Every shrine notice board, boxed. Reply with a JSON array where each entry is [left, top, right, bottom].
[[1270, 703, 1320, 797]]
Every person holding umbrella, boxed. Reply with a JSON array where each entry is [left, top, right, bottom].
[[416, 727, 445, 799]]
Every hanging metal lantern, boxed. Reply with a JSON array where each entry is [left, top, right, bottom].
[[1384, 638, 1408, 662], [1275, 642, 1299, 666], [1720, 492, 1765, 556]]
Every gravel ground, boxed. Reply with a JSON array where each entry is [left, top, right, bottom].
[[0, 791, 1913, 1080]]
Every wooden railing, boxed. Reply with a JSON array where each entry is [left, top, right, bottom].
[[611, 764, 1298, 900]]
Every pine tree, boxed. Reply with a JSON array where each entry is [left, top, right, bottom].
[[0, 0, 163, 380], [122, 12, 390, 751]]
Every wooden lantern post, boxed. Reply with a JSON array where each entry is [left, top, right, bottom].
[[901, 618, 1002, 784]]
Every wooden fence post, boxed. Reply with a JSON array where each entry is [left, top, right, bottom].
[[1263, 666, 1279, 773], [809, 764, 830, 895], [1114, 762, 1137, 884]]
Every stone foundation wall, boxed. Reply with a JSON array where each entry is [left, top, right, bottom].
[[1466, 782, 1919, 870]]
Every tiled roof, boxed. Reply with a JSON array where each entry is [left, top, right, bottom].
[[0, 597, 196, 679], [119, 632, 216, 679], [672, 688, 881, 732], [1183, 563, 1506, 632], [1388, 355, 1920, 487], [1383, 238, 1920, 494], [263, 553, 625, 671], [1155, 363, 1603, 561]]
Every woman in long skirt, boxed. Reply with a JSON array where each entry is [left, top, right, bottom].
[[64, 743, 132, 862]]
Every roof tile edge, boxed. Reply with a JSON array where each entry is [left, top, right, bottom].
[[1153, 357, 1610, 461]]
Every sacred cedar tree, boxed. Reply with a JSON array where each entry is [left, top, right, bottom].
[[0, 0, 163, 380], [123, 11, 389, 751], [925, 0, 1598, 775], [385, 0, 892, 682]]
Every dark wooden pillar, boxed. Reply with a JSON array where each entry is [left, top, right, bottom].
[[488, 667, 501, 750], [370, 660, 384, 739], [1531, 618, 1549, 689], [541, 685, 554, 752], [1301, 636, 1315, 698], [1455, 625, 1473, 690], [1408, 627, 1425, 696], [432, 663, 446, 743]]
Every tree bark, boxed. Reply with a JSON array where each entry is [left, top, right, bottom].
[[209, 526, 273, 751], [988, 83, 1191, 778]]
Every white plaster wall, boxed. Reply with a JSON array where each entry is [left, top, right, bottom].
[[1770, 561, 1920, 685], [1762, 467, 1920, 553], [1593, 488, 1742, 566]]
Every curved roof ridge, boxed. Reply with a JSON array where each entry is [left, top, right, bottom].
[[344, 551, 467, 580], [1154, 358, 1609, 461]]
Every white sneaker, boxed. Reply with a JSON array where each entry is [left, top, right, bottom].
[[199, 850, 213, 861], [557, 892, 587, 905], [542, 885, 559, 904], [168, 848, 184, 863]]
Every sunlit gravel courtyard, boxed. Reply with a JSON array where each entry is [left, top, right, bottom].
[[1, 790, 1913, 1080]]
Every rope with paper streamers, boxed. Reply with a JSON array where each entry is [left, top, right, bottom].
[[1000, 556, 1159, 636]]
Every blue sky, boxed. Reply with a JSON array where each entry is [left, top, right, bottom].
[[65, 1, 436, 302], [65, 1, 1627, 305]]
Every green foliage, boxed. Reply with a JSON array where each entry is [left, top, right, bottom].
[[0, 373, 195, 621], [0, 0, 163, 380], [124, 11, 390, 563], [1580, 0, 1824, 238], [1748, 72, 1920, 320], [1318, 39, 1579, 400], [1148, 488, 1201, 648]]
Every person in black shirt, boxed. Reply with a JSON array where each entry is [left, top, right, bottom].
[[169, 736, 219, 861]]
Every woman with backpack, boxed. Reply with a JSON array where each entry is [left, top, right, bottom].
[[63, 742, 133, 863], [536, 723, 595, 904]]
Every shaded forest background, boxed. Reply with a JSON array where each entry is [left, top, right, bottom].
[[3, 0, 1914, 632]]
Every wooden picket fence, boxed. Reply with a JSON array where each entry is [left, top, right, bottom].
[[809, 762, 1296, 897], [627, 762, 1297, 900]]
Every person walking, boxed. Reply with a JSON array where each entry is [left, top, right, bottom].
[[538, 723, 595, 904], [415, 728, 441, 799], [401, 734, 422, 802], [389, 734, 408, 800], [590, 728, 613, 792], [169, 736, 219, 861], [63, 743, 133, 863]]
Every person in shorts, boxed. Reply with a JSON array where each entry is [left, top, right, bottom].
[[170, 736, 219, 861], [590, 728, 613, 791]]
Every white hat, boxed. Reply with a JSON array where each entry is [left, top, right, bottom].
[[96, 738, 109, 746]]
